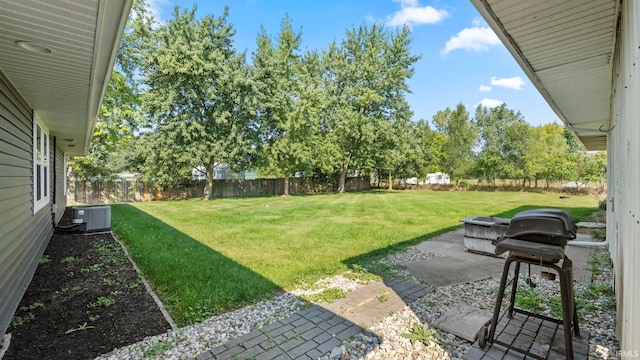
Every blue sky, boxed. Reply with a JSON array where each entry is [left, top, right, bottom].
[[147, 0, 562, 127]]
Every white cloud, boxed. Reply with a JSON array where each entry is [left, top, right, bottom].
[[471, 17, 487, 27], [387, 0, 449, 27], [147, 0, 171, 24], [479, 85, 492, 92], [441, 26, 501, 54], [479, 98, 504, 108], [394, 0, 419, 6], [490, 76, 525, 90]]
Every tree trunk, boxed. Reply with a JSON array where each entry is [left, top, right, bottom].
[[204, 159, 215, 200], [283, 173, 290, 196], [143, 182, 150, 202], [338, 165, 347, 193], [388, 173, 393, 190]]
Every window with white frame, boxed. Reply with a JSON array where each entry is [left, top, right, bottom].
[[33, 112, 50, 213]]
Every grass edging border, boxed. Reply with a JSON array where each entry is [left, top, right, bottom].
[[110, 231, 178, 331]]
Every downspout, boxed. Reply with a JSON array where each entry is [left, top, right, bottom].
[[568, 224, 609, 248], [51, 136, 57, 228], [568, 240, 609, 249]]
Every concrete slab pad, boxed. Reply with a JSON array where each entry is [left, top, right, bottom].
[[405, 229, 504, 286], [563, 245, 594, 283], [432, 304, 492, 342], [405, 254, 504, 286], [405, 228, 596, 285]]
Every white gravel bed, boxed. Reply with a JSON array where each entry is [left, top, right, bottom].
[[96, 245, 619, 360]]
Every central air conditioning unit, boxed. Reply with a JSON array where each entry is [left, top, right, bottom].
[[72, 205, 111, 232]]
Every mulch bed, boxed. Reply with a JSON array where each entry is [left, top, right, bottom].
[[4, 231, 171, 360]]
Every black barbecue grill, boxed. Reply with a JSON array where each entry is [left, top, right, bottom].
[[478, 208, 581, 359], [501, 208, 577, 246]]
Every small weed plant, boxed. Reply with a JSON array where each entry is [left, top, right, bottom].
[[590, 229, 606, 241], [53, 288, 69, 297], [125, 281, 141, 289], [514, 285, 544, 313], [62, 256, 77, 263], [9, 313, 35, 328], [301, 288, 346, 304], [65, 322, 95, 334], [343, 264, 381, 283], [377, 290, 389, 303], [88, 296, 115, 308], [10, 302, 44, 329], [140, 337, 187, 358], [360, 262, 407, 280], [20, 302, 44, 312], [81, 263, 104, 273], [39, 255, 50, 264], [401, 323, 441, 345]]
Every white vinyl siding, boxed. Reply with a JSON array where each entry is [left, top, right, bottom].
[[609, 0, 640, 352], [32, 112, 50, 213]]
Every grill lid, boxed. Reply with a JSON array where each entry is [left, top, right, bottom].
[[502, 208, 577, 245]]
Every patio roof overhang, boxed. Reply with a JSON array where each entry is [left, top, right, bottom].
[[470, 0, 619, 151], [0, 0, 132, 156]]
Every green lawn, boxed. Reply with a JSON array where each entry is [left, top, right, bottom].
[[111, 190, 598, 325]]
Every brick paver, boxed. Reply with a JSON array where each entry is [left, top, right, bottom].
[[189, 278, 432, 359]]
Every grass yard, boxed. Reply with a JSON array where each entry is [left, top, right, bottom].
[[111, 190, 598, 325]]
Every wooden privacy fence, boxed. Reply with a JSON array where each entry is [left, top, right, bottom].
[[68, 176, 371, 205]]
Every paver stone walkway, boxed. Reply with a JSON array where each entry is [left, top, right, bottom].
[[191, 278, 432, 360]]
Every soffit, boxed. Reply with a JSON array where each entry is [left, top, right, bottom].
[[471, 0, 619, 150], [0, 0, 131, 155]]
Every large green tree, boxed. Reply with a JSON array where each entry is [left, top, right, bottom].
[[320, 23, 420, 192], [373, 107, 421, 190], [473, 104, 527, 183], [538, 123, 571, 187], [138, 6, 259, 198], [253, 16, 318, 195], [502, 121, 544, 186], [414, 119, 446, 177], [432, 103, 477, 184]]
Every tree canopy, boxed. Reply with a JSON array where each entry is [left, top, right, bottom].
[[136, 6, 260, 197], [80, 1, 606, 195]]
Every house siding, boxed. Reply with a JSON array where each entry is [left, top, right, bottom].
[[609, 0, 640, 353], [0, 70, 55, 337]]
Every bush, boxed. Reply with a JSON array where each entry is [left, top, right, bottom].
[[598, 198, 607, 210]]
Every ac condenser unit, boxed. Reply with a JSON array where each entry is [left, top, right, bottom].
[[72, 205, 111, 232]]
